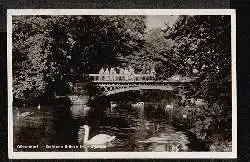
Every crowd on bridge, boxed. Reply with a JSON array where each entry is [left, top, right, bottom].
[[97, 67, 156, 81]]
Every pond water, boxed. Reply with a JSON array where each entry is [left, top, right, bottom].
[[13, 93, 209, 152]]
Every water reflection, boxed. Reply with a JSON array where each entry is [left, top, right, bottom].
[[70, 104, 90, 120], [77, 101, 189, 152], [14, 101, 191, 152]]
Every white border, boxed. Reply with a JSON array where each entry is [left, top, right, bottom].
[[7, 9, 237, 159]]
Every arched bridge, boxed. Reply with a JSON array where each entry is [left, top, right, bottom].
[[87, 74, 197, 96]]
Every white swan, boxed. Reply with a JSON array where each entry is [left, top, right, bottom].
[[16, 108, 34, 118], [165, 104, 174, 111], [37, 104, 41, 110], [81, 125, 116, 148], [110, 102, 117, 109], [132, 102, 144, 108]]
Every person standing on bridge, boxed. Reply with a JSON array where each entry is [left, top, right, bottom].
[[99, 67, 104, 81], [150, 67, 156, 80], [128, 66, 135, 81], [119, 67, 124, 81], [110, 68, 115, 81], [124, 68, 129, 81], [104, 68, 110, 81], [113, 68, 117, 81], [114, 67, 119, 81]]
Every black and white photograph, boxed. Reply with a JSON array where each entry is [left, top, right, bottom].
[[8, 9, 236, 159]]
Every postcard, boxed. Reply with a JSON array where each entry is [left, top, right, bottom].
[[8, 9, 236, 159]]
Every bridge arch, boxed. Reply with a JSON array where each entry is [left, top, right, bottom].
[[96, 84, 188, 96], [103, 85, 176, 96]]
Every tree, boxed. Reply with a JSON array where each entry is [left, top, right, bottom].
[[123, 28, 174, 74], [12, 15, 147, 103], [164, 15, 231, 141], [12, 16, 51, 102], [166, 15, 231, 102]]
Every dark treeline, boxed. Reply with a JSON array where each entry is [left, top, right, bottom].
[[13, 15, 231, 150], [166, 16, 232, 149], [13, 15, 146, 102]]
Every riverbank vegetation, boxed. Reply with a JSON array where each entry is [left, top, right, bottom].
[[13, 15, 231, 151], [167, 16, 231, 151]]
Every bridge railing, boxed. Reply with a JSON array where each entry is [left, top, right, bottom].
[[88, 74, 156, 82]]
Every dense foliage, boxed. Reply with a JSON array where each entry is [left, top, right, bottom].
[[164, 15, 231, 145], [13, 15, 146, 101], [13, 16, 51, 102]]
